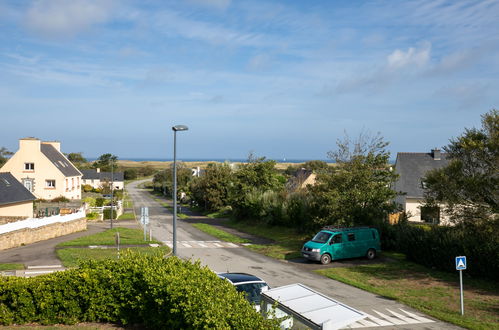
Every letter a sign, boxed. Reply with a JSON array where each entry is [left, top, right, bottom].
[[456, 256, 467, 270]]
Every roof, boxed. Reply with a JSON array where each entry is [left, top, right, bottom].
[[393, 152, 449, 198], [0, 172, 36, 206], [40, 144, 82, 177], [217, 273, 265, 284], [81, 169, 124, 182], [261, 283, 366, 330]]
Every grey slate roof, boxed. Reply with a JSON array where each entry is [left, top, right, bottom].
[[393, 152, 450, 198], [81, 169, 124, 182], [40, 144, 82, 177], [0, 172, 36, 206]]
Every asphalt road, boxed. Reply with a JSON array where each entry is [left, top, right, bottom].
[[129, 180, 460, 330]]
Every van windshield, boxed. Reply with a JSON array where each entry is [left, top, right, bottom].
[[311, 231, 332, 243]]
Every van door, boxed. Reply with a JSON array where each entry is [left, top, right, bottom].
[[328, 233, 345, 260], [344, 232, 363, 258]]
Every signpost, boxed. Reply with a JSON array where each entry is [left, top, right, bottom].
[[140, 207, 150, 241], [115, 232, 120, 259], [455, 256, 466, 315]]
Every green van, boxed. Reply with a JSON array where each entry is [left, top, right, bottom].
[[301, 226, 381, 264]]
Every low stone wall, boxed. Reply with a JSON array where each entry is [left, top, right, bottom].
[[0, 216, 28, 225], [0, 218, 87, 251]]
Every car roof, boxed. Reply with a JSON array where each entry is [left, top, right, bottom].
[[217, 272, 265, 284]]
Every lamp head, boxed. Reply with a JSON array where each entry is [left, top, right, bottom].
[[172, 125, 189, 132]]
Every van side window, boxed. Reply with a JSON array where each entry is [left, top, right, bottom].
[[333, 234, 342, 244], [348, 233, 355, 241], [372, 230, 376, 239]]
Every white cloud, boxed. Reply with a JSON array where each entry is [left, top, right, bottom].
[[387, 43, 431, 70], [24, 0, 115, 38]]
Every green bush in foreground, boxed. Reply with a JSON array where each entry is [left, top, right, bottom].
[[0, 252, 277, 329]]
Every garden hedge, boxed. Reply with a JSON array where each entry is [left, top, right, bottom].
[[0, 252, 277, 329]]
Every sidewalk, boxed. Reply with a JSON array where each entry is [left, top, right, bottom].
[[0, 220, 140, 267]]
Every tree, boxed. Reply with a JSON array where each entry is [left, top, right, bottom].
[[0, 147, 13, 168], [66, 152, 88, 169], [189, 163, 233, 211], [93, 153, 118, 172], [229, 154, 285, 218], [423, 110, 498, 225], [153, 162, 192, 197], [301, 160, 329, 172], [124, 168, 138, 180], [309, 132, 398, 227]]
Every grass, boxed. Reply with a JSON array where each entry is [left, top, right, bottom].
[[0, 263, 24, 271], [57, 227, 160, 247], [191, 223, 250, 244], [153, 197, 189, 219], [223, 220, 310, 260], [57, 247, 170, 268], [316, 252, 499, 330], [117, 212, 135, 220]]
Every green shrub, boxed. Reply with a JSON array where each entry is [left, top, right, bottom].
[[86, 212, 99, 220], [51, 196, 70, 203], [83, 197, 96, 207], [103, 209, 117, 220], [0, 253, 277, 328], [82, 185, 93, 193], [95, 198, 105, 207]]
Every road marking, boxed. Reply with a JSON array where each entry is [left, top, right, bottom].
[[344, 308, 435, 328], [161, 241, 240, 249], [27, 265, 62, 269]]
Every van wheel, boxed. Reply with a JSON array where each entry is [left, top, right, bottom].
[[320, 253, 332, 265], [366, 249, 376, 260]]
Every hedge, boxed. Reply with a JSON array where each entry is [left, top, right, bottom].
[[0, 252, 278, 329], [379, 222, 499, 280]]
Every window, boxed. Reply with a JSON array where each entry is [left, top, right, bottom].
[[421, 206, 440, 224], [347, 233, 356, 241], [24, 163, 34, 171], [332, 234, 342, 244], [45, 180, 56, 188]]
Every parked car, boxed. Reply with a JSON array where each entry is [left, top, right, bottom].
[[301, 226, 381, 264], [217, 273, 269, 308]]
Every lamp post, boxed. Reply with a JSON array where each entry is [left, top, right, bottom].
[[110, 159, 114, 229], [172, 125, 188, 256]]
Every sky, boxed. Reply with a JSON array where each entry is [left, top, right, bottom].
[[0, 0, 498, 161]]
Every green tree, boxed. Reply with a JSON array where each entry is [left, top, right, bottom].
[[309, 132, 398, 227], [66, 152, 88, 169], [229, 154, 285, 218], [93, 153, 118, 172], [302, 160, 329, 172], [189, 163, 233, 211], [0, 147, 13, 167], [124, 168, 138, 180], [423, 110, 498, 225], [153, 162, 192, 197]]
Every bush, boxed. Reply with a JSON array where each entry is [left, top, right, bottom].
[[83, 197, 96, 207], [124, 169, 138, 180], [103, 209, 117, 220], [386, 222, 499, 280], [82, 184, 93, 193], [95, 198, 105, 207], [51, 196, 69, 203], [86, 212, 99, 220], [0, 253, 277, 328]]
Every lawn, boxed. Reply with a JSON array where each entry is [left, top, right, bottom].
[[57, 247, 170, 268], [191, 223, 250, 244], [117, 212, 135, 220], [0, 263, 24, 271], [57, 227, 160, 247], [316, 252, 499, 330]]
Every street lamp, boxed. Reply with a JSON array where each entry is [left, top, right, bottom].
[[172, 125, 188, 256]]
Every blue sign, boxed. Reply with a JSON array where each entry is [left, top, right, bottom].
[[456, 256, 467, 270]]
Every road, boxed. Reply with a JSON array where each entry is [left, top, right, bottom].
[[129, 180, 459, 329]]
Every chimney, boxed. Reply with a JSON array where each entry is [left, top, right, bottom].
[[19, 137, 41, 152], [431, 148, 441, 160], [96, 168, 100, 173], [42, 141, 61, 152]]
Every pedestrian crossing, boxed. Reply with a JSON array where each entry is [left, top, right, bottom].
[[343, 308, 435, 328], [162, 240, 240, 249]]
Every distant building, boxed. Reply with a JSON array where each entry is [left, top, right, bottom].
[[0, 138, 82, 200], [81, 168, 124, 190], [286, 168, 317, 192], [0, 172, 36, 218], [393, 149, 450, 224]]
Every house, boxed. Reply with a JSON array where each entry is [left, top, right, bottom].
[[392, 149, 450, 224], [81, 168, 124, 190], [0, 138, 83, 200], [0, 172, 36, 219], [286, 168, 317, 192]]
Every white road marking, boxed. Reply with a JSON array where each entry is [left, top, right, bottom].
[[372, 310, 406, 325], [162, 241, 239, 248], [362, 313, 393, 326], [199, 243, 208, 248], [399, 308, 435, 323], [386, 308, 423, 324], [213, 243, 223, 248], [27, 265, 62, 269], [181, 243, 192, 248], [227, 242, 238, 247]]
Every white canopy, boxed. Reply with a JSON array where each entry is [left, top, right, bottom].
[[261, 283, 366, 330]]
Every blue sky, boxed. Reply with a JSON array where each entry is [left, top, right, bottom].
[[0, 0, 498, 161]]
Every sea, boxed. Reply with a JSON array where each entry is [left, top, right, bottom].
[[88, 157, 333, 164]]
